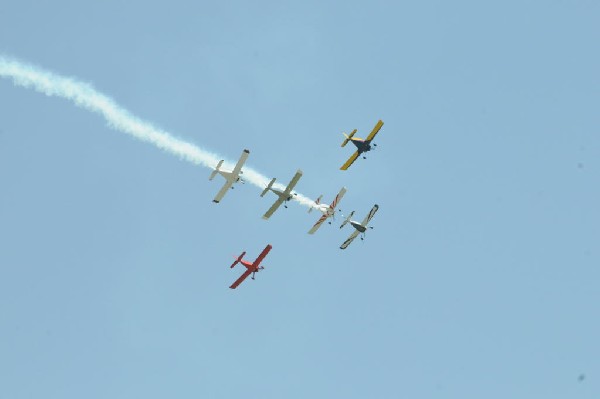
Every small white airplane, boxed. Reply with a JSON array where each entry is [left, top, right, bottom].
[[209, 149, 249, 203], [260, 169, 303, 220], [307, 187, 347, 234], [339, 204, 379, 249]]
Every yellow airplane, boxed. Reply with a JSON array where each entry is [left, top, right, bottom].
[[340, 120, 384, 170]]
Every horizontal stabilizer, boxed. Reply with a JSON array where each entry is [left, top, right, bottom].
[[209, 160, 224, 181], [341, 129, 357, 147], [230, 251, 246, 268], [308, 195, 323, 213], [340, 211, 354, 229], [260, 178, 276, 197]]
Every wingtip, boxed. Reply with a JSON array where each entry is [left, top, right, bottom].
[[213, 200, 219, 203], [243, 149, 250, 153]]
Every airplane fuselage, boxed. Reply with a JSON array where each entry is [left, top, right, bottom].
[[219, 170, 241, 182], [351, 139, 372, 153], [315, 203, 334, 216], [350, 221, 367, 233], [238, 259, 262, 276], [271, 188, 293, 202]]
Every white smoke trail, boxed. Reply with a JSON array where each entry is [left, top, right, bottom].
[[0, 55, 314, 208]]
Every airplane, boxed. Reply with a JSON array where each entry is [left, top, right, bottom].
[[339, 204, 379, 249], [229, 244, 273, 289], [209, 149, 249, 203], [260, 169, 303, 220], [307, 187, 347, 234], [340, 119, 384, 170]]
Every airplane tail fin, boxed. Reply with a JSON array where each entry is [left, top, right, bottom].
[[341, 129, 357, 147], [260, 178, 276, 197], [209, 160, 224, 181], [308, 195, 323, 213], [230, 251, 246, 268], [340, 211, 354, 229]]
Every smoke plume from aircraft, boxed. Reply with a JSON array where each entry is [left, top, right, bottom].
[[0, 56, 314, 207]]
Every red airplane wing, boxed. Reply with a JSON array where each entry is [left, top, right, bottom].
[[252, 244, 272, 269], [229, 269, 253, 289]]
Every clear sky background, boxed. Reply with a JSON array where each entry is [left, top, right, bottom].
[[1, 1, 598, 398]]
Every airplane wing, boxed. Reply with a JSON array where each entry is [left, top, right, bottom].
[[340, 230, 360, 250], [365, 120, 384, 142], [308, 213, 328, 234], [330, 187, 347, 209], [213, 180, 234, 203], [340, 151, 360, 170], [262, 198, 285, 220], [232, 149, 250, 177], [360, 204, 379, 227], [252, 244, 272, 268], [229, 269, 253, 289], [282, 170, 303, 196]]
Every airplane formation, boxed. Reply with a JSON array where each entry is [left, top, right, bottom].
[[217, 120, 384, 289]]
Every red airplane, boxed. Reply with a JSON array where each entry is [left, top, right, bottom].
[[229, 244, 273, 289]]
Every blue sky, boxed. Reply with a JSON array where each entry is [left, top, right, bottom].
[[1, 1, 599, 398]]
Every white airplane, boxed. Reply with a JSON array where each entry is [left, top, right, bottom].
[[260, 169, 303, 220], [209, 149, 249, 203], [339, 204, 379, 249], [307, 187, 347, 234]]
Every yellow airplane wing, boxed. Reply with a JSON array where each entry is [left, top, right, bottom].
[[365, 119, 384, 142], [340, 151, 359, 170]]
